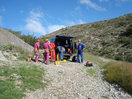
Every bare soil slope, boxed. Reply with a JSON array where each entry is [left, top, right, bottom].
[[0, 28, 33, 52]]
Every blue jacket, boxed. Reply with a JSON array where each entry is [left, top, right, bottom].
[[78, 43, 85, 53]]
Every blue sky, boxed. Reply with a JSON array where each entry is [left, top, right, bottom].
[[0, 0, 132, 37]]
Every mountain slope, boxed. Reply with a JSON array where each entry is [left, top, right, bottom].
[[40, 14, 132, 62], [0, 28, 33, 52]]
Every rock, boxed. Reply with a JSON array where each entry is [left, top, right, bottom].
[[11, 55, 17, 61], [2, 51, 10, 56], [0, 51, 8, 61]]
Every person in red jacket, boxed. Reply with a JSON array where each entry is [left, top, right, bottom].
[[50, 42, 56, 61]]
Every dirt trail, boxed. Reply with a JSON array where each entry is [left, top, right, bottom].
[[23, 61, 132, 99]]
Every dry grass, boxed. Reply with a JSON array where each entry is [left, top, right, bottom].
[[104, 62, 132, 94]]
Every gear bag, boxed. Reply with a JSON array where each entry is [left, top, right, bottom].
[[85, 61, 93, 67], [72, 55, 77, 62]]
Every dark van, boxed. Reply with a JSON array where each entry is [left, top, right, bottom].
[[50, 35, 75, 59]]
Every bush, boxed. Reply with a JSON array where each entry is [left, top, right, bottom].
[[114, 55, 124, 61], [118, 37, 131, 44], [125, 56, 132, 62], [125, 23, 132, 36], [20, 34, 37, 47], [104, 62, 132, 94], [0, 44, 14, 51]]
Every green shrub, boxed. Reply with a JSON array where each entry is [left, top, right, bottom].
[[20, 34, 37, 47], [104, 62, 132, 94], [0, 44, 14, 51], [114, 55, 124, 61], [105, 54, 113, 59], [99, 48, 113, 56], [117, 21, 126, 27], [118, 37, 131, 44], [91, 23, 102, 29], [125, 56, 132, 62], [125, 23, 132, 36]]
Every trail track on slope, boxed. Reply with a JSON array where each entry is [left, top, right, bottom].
[[23, 61, 132, 99]]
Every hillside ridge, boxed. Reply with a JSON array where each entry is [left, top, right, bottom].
[[40, 13, 132, 62]]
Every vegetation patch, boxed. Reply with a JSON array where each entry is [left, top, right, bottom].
[[0, 62, 48, 99], [17, 54, 27, 61], [0, 44, 15, 51], [103, 62, 132, 94], [101, 96, 109, 99], [114, 54, 124, 61], [87, 69, 96, 76]]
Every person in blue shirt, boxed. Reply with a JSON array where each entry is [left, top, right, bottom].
[[77, 39, 85, 63]]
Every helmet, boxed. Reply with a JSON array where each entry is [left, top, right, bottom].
[[38, 40, 41, 42], [45, 39, 49, 42]]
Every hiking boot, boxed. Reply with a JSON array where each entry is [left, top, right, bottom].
[[42, 61, 45, 63], [45, 62, 50, 65]]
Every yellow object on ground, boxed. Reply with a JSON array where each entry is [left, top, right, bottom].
[[61, 59, 66, 62], [57, 53, 60, 60], [55, 60, 66, 66], [55, 61, 60, 65]]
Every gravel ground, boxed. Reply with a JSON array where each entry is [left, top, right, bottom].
[[23, 61, 132, 99]]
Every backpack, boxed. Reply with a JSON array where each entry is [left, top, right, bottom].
[[85, 61, 93, 67], [72, 55, 77, 62]]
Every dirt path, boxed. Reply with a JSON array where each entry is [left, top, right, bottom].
[[23, 61, 132, 99]]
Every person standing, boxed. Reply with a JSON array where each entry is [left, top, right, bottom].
[[77, 39, 85, 63], [34, 40, 41, 62], [43, 39, 51, 64], [50, 42, 56, 62]]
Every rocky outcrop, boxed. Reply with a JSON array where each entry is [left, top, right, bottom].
[[0, 51, 8, 61], [0, 28, 33, 52]]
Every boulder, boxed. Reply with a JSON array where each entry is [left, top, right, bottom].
[[0, 51, 8, 61]]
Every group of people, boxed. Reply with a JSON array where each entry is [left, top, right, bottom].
[[34, 39, 55, 65], [34, 39, 85, 65]]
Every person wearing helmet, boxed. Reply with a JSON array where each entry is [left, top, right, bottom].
[[77, 39, 85, 63], [43, 39, 51, 64], [34, 40, 41, 62]]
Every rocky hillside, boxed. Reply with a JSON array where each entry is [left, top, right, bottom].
[[0, 28, 33, 52], [41, 14, 132, 62]]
